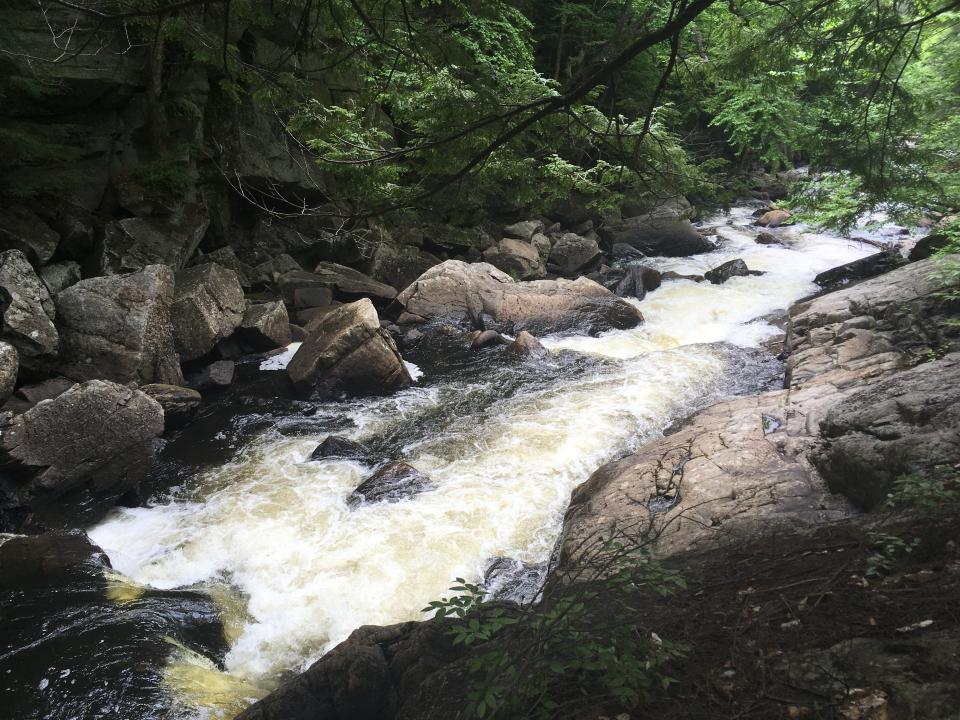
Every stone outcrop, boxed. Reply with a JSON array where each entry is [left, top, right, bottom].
[[287, 298, 412, 394], [171, 263, 245, 361], [813, 248, 907, 292], [348, 461, 433, 507], [55, 265, 183, 385], [0, 249, 59, 372], [396, 261, 643, 336], [559, 257, 959, 565], [482, 238, 546, 280], [0, 380, 164, 530], [236, 301, 292, 351], [95, 207, 209, 276]]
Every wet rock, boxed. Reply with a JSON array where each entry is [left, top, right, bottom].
[[312, 261, 398, 303], [0, 530, 111, 587], [610, 242, 645, 261], [171, 263, 245, 361], [0, 341, 17, 401], [0, 206, 60, 266], [471, 329, 509, 349], [482, 238, 546, 280], [287, 298, 411, 394], [310, 436, 371, 462], [94, 205, 209, 275], [705, 258, 753, 284], [397, 312, 426, 325], [484, 556, 548, 603], [236, 301, 291, 351], [908, 232, 950, 261], [38, 260, 82, 295], [56, 264, 183, 385], [601, 265, 662, 300], [396, 260, 643, 336], [755, 231, 781, 245], [661, 270, 705, 282], [547, 232, 601, 276], [505, 330, 549, 359], [0, 380, 163, 528], [348, 461, 433, 507], [813, 248, 907, 292], [503, 220, 544, 240], [0, 249, 59, 372], [600, 211, 713, 257], [141, 383, 202, 428], [755, 209, 792, 228], [187, 359, 235, 392], [811, 354, 960, 509]]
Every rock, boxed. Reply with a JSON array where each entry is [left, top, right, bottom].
[[0, 380, 163, 528], [482, 238, 546, 280], [810, 354, 960, 510], [201, 246, 252, 288], [95, 206, 209, 275], [310, 436, 371, 462], [0, 249, 59, 373], [661, 270, 705, 282], [187, 359, 235, 392], [813, 248, 908, 292], [348, 461, 433, 507], [621, 194, 695, 221], [278, 271, 331, 305], [250, 253, 303, 285], [288, 323, 308, 342], [140, 383, 201, 427], [396, 261, 643, 336], [705, 259, 752, 284], [531, 233, 552, 263], [600, 211, 714, 257], [0, 530, 110, 585], [287, 298, 411, 394], [397, 312, 426, 325], [601, 265, 662, 300], [370, 243, 441, 292], [503, 220, 544, 240], [471, 329, 509, 349], [610, 243, 645, 261], [0, 341, 17, 401], [312, 262, 398, 303], [236, 301, 291, 351], [505, 331, 549, 359], [38, 261, 82, 295], [755, 209, 793, 228], [12, 377, 74, 406], [296, 305, 341, 326], [293, 286, 334, 309], [547, 232, 601, 276], [55, 264, 183, 385], [0, 206, 60, 266], [755, 231, 780, 245], [171, 263, 245, 361], [908, 232, 951, 261]]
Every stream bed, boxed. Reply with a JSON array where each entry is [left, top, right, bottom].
[[1, 208, 875, 719]]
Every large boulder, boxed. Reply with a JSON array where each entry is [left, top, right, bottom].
[[396, 261, 643, 335], [312, 262, 398, 303], [0, 341, 17, 401], [200, 246, 253, 288], [55, 264, 183, 385], [140, 383, 201, 429], [600, 211, 713, 257], [94, 205, 209, 275], [370, 243, 441, 292], [236, 301, 291, 351], [0, 249, 59, 372], [310, 436, 371, 462], [348, 461, 433, 507], [505, 331, 549, 359], [482, 238, 546, 280], [755, 209, 792, 228], [705, 258, 752, 284], [813, 248, 907, 293], [171, 263, 245, 361], [503, 220, 544, 240], [0, 206, 60, 266], [599, 265, 662, 300], [0, 380, 164, 529], [547, 232, 601, 276], [287, 298, 412, 394], [38, 261, 82, 295]]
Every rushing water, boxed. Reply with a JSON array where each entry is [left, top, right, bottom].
[[3, 208, 874, 719]]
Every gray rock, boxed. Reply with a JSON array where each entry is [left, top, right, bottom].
[[610, 243, 645, 261], [755, 209, 792, 228], [908, 232, 950, 261], [547, 232, 601, 276], [140, 383, 202, 427], [287, 298, 411, 394], [12, 377, 74, 407], [813, 248, 907, 292], [348, 461, 433, 507], [171, 263, 245, 361], [0, 250, 59, 372], [201, 247, 252, 288], [482, 238, 546, 280], [369, 243, 441, 293], [705, 259, 752, 284], [503, 220, 544, 240], [38, 261, 82, 295], [237, 301, 291, 351], [600, 211, 713, 257], [396, 261, 643, 336], [0, 207, 60, 266], [251, 253, 303, 286], [293, 286, 334, 309], [187, 360, 235, 392], [600, 265, 662, 300], [470, 329, 509, 349], [56, 264, 183, 385], [754, 231, 780, 245], [0, 341, 17, 401], [505, 331, 549, 359], [312, 262, 398, 303], [278, 270, 332, 305], [0, 379, 163, 499], [95, 206, 209, 275], [310, 436, 371, 462], [531, 232, 552, 263]]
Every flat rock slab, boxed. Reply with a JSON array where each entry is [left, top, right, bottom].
[[348, 461, 433, 507]]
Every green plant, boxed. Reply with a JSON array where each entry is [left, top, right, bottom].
[[131, 156, 194, 196]]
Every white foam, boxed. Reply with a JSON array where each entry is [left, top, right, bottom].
[[258, 343, 302, 371], [403, 360, 424, 381]]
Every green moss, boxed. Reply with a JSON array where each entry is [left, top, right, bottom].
[[131, 157, 194, 196]]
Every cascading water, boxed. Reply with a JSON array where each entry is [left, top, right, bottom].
[[2, 208, 875, 719]]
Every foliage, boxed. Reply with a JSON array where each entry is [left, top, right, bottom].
[[424, 540, 686, 719], [131, 156, 195, 195]]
